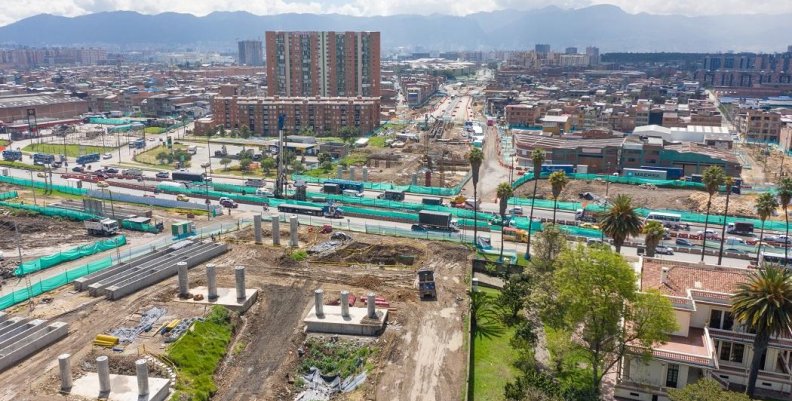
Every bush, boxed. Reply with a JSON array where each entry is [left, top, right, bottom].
[[290, 249, 308, 262]]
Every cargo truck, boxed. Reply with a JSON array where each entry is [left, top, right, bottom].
[[726, 222, 754, 236], [84, 218, 119, 236], [575, 208, 604, 223], [171, 170, 206, 182], [412, 210, 459, 232], [377, 190, 406, 201], [417, 267, 436, 299], [421, 197, 443, 206]]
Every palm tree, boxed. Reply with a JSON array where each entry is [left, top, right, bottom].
[[497, 182, 514, 262], [700, 166, 725, 262], [468, 148, 484, 246], [642, 220, 665, 257], [600, 194, 643, 253], [777, 177, 792, 260], [548, 171, 568, 224], [731, 267, 792, 397], [755, 192, 779, 263], [526, 148, 545, 259], [717, 177, 734, 266]]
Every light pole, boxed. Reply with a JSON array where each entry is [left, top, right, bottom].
[[202, 162, 211, 221], [28, 170, 37, 205]]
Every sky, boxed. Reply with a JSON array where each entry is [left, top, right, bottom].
[[2, 0, 791, 26]]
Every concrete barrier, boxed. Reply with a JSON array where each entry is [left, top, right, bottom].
[[73, 247, 172, 291], [0, 321, 68, 372]]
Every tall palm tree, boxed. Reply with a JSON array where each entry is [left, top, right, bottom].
[[777, 177, 792, 260], [468, 148, 484, 246], [497, 182, 514, 262], [717, 177, 734, 266], [755, 192, 779, 263], [731, 267, 792, 397], [700, 166, 725, 262], [526, 148, 545, 259], [548, 171, 568, 224], [642, 220, 665, 257], [600, 194, 643, 253]]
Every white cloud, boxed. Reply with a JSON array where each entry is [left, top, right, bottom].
[[1, 0, 792, 26]]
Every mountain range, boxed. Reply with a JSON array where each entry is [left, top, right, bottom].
[[0, 5, 790, 52]]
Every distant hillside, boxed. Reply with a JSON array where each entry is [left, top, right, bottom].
[[0, 6, 790, 52]]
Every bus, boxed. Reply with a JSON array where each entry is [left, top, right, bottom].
[[644, 212, 682, 224], [322, 179, 364, 193], [277, 203, 343, 218], [759, 251, 792, 267]]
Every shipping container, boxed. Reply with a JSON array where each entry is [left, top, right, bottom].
[[640, 166, 683, 180], [540, 164, 575, 174], [623, 168, 667, 180]]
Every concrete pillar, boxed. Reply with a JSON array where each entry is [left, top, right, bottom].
[[97, 355, 111, 394], [314, 289, 324, 317], [206, 264, 218, 301], [235, 266, 246, 301], [472, 278, 479, 292], [349, 166, 356, 181], [253, 214, 262, 244], [340, 291, 350, 318], [289, 215, 299, 247], [411, 173, 418, 186], [367, 292, 377, 319], [135, 359, 149, 396], [58, 353, 72, 392], [272, 214, 281, 245], [362, 166, 369, 182], [177, 262, 189, 298], [336, 165, 343, 179]]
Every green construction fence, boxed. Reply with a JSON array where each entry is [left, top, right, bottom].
[[0, 191, 18, 200], [0, 257, 113, 311], [121, 220, 161, 233], [511, 172, 707, 190], [15, 235, 126, 276], [0, 201, 98, 221], [291, 174, 470, 196], [0, 175, 88, 196]]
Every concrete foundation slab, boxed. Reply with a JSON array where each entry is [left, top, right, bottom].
[[172, 286, 258, 313], [70, 373, 169, 401], [304, 305, 387, 336]]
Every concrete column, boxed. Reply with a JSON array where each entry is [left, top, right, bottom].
[[289, 215, 299, 247], [367, 293, 376, 319], [135, 359, 149, 396], [472, 277, 479, 292], [272, 214, 281, 245], [336, 165, 343, 179], [235, 266, 246, 301], [411, 173, 418, 186], [362, 166, 369, 182], [340, 291, 350, 318], [58, 353, 72, 392], [177, 262, 189, 298], [97, 355, 111, 394], [206, 264, 218, 301], [349, 166, 356, 181], [314, 289, 324, 317], [253, 214, 262, 244]]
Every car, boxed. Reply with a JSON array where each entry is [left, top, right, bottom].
[[244, 179, 265, 187], [725, 248, 747, 255], [148, 137, 156, 142], [655, 245, 674, 255], [509, 206, 524, 216], [255, 188, 274, 197], [176, 194, 190, 202], [72, 166, 84, 172], [105, 167, 119, 174], [675, 238, 693, 247], [580, 222, 600, 230], [102, 153, 112, 159], [696, 229, 719, 239], [36, 172, 46, 177], [155, 171, 170, 179], [219, 197, 238, 208]]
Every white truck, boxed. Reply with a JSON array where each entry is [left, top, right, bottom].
[[85, 218, 120, 236]]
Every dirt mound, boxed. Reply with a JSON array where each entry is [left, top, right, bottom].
[[316, 241, 423, 265], [350, 275, 384, 290]]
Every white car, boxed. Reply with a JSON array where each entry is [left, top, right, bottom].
[[102, 153, 112, 159]]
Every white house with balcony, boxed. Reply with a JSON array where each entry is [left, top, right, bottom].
[[614, 259, 792, 401]]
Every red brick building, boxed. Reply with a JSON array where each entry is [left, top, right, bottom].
[[0, 94, 88, 123]]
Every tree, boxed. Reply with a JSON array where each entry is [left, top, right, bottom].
[[497, 182, 515, 262], [239, 125, 251, 139], [642, 220, 665, 257], [218, 126, 226, 137], [731, 267, 792, 397], [668, 378, 753, 401], [526, 148, 545, 258], [219, 157, 231, 170], [497, 274, 531, 326], [717, 177, 734, 266], [468, 148, 484, 247], [289, 159, 305, 174], [600, 194, 643, 253], [777, 177, 792, 260], [317, 152, 333, 165], [239, 157, 252, 172], [338, 126, 359, 146], [700, 166, 726, 261], [531, 224, 567, 272], [547, 171, 568, 224], [470, 289, 502, 339], [551, 245, 677, 393], [260, 157, 276, 176], [320, 160, 333, 172], [155, 151, 169, 165], [754, 192, 779, 263]]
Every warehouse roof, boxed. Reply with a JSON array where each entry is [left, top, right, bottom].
[[0, 94, 85, 109]]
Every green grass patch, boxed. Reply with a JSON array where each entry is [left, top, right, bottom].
[[289, 249, 308, 262], [0, 160, 44, 171], [23, 143, 114, 157], [298, 337, 374, 379], [134, 144, 188, 166], [302, 167, 335, 179], [471, 287, 518, 401], [368, 135, 394, 148], [144, 127, 166, 135], [168, 306, 234, 401], [339, 152, 367, 167], [0, 139, 10, 146]]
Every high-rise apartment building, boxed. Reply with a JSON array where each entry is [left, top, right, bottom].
[[237, 40, 264, 66], [586, 46, 600, 66], [265, 31, 381, 98], [535, 44, 550, 56], [565, 47, 578, 55]]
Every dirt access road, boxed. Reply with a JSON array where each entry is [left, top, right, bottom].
[[463, 125, 509, 202]]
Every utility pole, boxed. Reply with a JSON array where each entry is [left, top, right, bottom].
[[28, 170, 37, 205], [275, 114, 286, 199]]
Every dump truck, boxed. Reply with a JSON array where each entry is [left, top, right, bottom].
[[412, 210, 459, 232], [417, 267, 436, 299], [727, 222, 754, 236], [85, 218, 119, 236]]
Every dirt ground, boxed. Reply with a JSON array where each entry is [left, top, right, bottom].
[[0, 214, 94, 270], [1, 224, 470, 401]]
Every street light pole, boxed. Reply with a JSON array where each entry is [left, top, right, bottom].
[[28, 170, 36, 205], [202, 163, 211, 221]]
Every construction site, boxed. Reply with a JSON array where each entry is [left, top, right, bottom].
[[0, 189, 470, 401]]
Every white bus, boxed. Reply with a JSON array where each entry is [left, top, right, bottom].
[[759, 251, 792, 267], [644, 212, 682, 224]]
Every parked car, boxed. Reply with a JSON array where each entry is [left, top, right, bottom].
[[695, 229, 719, 239], [72, 166, 84, 172], [102, 153, 112, 159], [156, 171, 170, 179], [255, 188, 274, 197], [219, 197, 238, 208], [105, 167, 119, 174], [36, 172, 46, 177], [176, 194, 190, 202], [508, 207, 524, 216], [725, 248, 747, 255], [655, 245, 674, 255], [580, 222, 600, 230], [675, 238, 693, 247]]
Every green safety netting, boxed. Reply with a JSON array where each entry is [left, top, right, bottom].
[[0, 201, 98, 221], [512, 172, 707, 190], [0, 190, 18, 200], [15, 235, 126, 276], [0, 257, 113, 311], [291, 174, 470, 196], [121, 220, 161, 233], [89, 117, 133, 125], [0, 175, 87, 196]]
